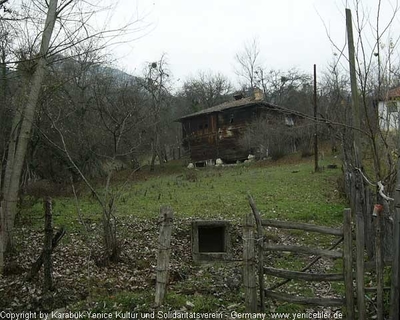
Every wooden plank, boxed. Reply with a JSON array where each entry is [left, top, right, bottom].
[[265, 290, 345, 307], [155, 206, 174, 307], [0, 202, 4, 275], [375, 211, 383, 320], [261, 219, 343, 236], [364, 286, 391, 292], [364, 259, 392, 270], [263, 267, 344, 281], [346, 8, 366, 319], [354, 182, 366, 320], [267, 237, 344, 291], [243, 212, 257, 312], [248, 195, 265, 312], [264, 244, 342, 259], [343, 208, 354, 320], [389, 206, 400, 320]]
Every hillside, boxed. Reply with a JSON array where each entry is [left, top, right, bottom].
[[1, 155, 347, 314]]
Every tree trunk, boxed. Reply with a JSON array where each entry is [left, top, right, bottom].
[[1, 0, 58, 251], [102, 209, 118, 262]]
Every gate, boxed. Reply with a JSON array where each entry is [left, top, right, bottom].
[[243, 196, 355, 318]]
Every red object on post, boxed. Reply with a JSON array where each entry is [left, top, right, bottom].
[[373, 204, 384, 217]]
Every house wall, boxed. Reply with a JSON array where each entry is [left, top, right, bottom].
[[181, 104, 296, 162], [182, 114, 219, 161], [378, 100, 400, 131]]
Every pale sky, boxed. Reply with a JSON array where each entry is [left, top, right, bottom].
[[106, 0, 400, 89]]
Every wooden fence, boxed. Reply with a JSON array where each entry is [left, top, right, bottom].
[[244, 197, 355, 318], [243, 195, 399, 319]]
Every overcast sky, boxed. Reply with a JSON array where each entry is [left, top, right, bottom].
[[107, 0, 399, 89]]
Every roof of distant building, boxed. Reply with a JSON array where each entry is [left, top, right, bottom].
[[176, 96, 285, 121], [388, 86, 400, 99]]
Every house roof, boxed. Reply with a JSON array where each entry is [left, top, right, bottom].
[[176, 97, 284, 121], [388, 86, 400, 99]]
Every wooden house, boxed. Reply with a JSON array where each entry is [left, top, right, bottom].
[[177, 89, 298, 164]]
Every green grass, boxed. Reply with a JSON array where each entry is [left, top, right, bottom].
[[19, 154, 345, 231], [17, 153, 348, 314]]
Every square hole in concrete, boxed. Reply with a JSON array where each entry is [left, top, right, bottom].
[[192, 220, 231, 262]]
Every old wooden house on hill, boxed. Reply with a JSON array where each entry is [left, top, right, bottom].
[[177, 89, 299, 165]]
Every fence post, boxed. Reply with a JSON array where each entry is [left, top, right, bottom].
[[0, 202, 4, 276], [375, 209, 383, 320], [343, 208, 354, 320], [243, 212, 257, 312], [354, 177, 366, 319], [155, 206, 174, 306], [389, 206, 400, 320], [43, 197, 53, 292], [248, 195, 265, 312]]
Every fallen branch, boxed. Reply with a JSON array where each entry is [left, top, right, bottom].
[[26, 227, 66, 281]]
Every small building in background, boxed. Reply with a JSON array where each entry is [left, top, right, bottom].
[[378, 86, 400, 131], [177, 88, 300, 165]]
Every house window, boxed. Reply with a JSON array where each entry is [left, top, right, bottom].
[[285, 116, 294, 126], [199, 124, 203, 130], [204, 123, 209, 129], [230, 114, 234, 124]]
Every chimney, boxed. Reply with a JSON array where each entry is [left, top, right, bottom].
[[253, 87, 263, 100], [233, 92, 244, 100]]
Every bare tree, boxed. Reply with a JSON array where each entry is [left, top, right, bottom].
[[0, 0, 147, 271], [140, 54, 172, 171], [234, 38, 261, 89], [1, 0, 59, 261], [38, 55, 148, 262], [180, 71, 232, 111]]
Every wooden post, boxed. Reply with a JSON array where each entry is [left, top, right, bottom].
[[345, 8, 362, 149], [313, 64, 319, 173], [390, 194, 400, 319], [155, 206, 174, 306], [346, 9, 366, 319], [248, 194, 265, 312], [343, 208, 354, 320], [26, 227, 65, 281], [375, 210, 383, 320], [354, 183, 366, 320], [0, 202, 4, 275], [243, 212, 257, 312], [43, 197, 53, 292]]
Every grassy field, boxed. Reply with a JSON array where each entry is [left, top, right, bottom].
[[5, 153, 353, 314], [21, 154, 345, 229]]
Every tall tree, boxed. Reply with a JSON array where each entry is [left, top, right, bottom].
[[1, 0, 59, 259]]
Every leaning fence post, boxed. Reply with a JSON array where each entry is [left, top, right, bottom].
[[155, 206, 174, 306], [343, 208, 354, 320], [243, 212, 257, 312], [248, 194, 265, 312]]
